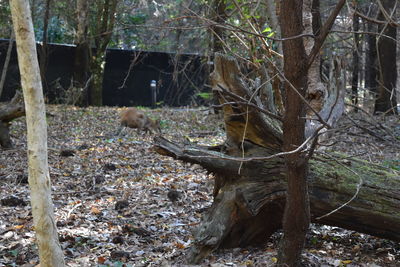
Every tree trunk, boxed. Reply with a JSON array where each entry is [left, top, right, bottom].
[[304, 0, 325, 115], [73, 0, 90, 106], [10, 1, 65, 266], [208, 0, 227, 113], [210, 0, 226, 53], [374, 0, 398, 114], [278, 0, 310, 265], [265, 0, 282, 65], [90, 55, 106, 106], [89, 0, 119, 106], [153, 54, 400, 264], [351, 12, 360, 107], [365, 18, 378, 99]]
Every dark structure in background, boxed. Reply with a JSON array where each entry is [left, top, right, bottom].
[[0, 39, 206, 106]]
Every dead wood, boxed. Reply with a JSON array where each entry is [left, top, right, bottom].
[[153, 54, 400, 264], [0, 91, 25, 148], [154, 136, 400, 264]]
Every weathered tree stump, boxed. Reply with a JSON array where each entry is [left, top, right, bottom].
[[0, 91, 25, 148], [153, 54, 400, 264]]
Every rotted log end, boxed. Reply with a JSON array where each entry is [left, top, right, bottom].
[[0, 122, 13, 149], [187, 188, 242, 263], [152, 136, 183, 158], [188, 183, 285, 263], [0, 91, 25, 148]]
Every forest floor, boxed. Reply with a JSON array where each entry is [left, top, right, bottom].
[[0, 105, 399, 267]]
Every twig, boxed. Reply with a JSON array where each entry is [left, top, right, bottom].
[[66, 202, 82, 219]]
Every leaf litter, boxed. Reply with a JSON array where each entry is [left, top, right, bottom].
[[0, 105, 399, 266]]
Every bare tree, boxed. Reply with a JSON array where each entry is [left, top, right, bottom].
[[9, 0, 65, 266]]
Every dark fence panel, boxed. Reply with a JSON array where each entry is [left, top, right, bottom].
[[0, 39, 206, 106], [43, 44, 76, 102], [0, 40, 20, 101]]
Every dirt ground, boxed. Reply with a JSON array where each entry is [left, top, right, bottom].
[[0, 105, 399, 266]]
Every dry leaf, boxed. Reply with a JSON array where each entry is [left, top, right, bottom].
[[91, 206, 101, 214]]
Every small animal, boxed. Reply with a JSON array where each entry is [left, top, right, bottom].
[[117, 107, 160, 135]]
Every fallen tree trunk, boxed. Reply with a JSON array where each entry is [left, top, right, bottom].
[[0, 91, 25, 148], [153, 54, 400, 263], [155, 136, 400, 248]]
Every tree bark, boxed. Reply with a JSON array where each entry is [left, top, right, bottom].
[[154, 54, 399, 264], [10, 0, 65, 266], [278, 1, 310, 265], [73, 0, 90, 106], [304, 0, 325, 118], [365, 15, 378, 98], [374, 0, 398, 114], [210, 0, 226, 53], [351, 12, 360, 107], [265, 0, 282, 65], [89, 0, 119, 106]]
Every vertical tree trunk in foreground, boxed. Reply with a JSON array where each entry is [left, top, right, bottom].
[[278, 0, 310, 265], [10, 0, 65, 266]]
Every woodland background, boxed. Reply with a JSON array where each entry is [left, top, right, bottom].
[[0, 0, 400, 266]]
